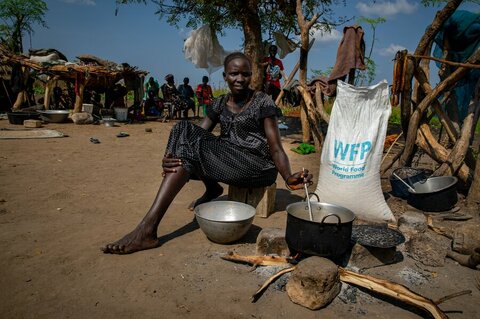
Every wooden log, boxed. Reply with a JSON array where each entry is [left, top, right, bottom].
[[400, 56, 414, 137], [228, 183, 276, 218], [398, 48, 480, 169], [416, 124, 471, 182], [314, 82, 330, 123], [338, 267, 448, 319], [414, 62, 458, 143], [297, 85, 324, 150], [300, 101, 311, 143], [467, 80, 480, 203], [433, 100, 475, 177], [274, 39, 315, 106], [73, 74, 86, 113], [220, 252, 295, 267], [251, 266, 296, 302]]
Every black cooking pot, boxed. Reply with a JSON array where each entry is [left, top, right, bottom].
[[285, 201, 355, 258], [7, 112, 40, 125], [390, 167, 432, 199], [407, 176, 458, 212]]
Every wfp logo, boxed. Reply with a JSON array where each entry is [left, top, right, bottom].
[[333, 139, 372, 162]]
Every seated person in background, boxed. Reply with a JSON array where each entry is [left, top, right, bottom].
[[177, 77, 195, 119], [144, 76, 160, 100], [143, 89, 164, 117], [102, 52, 312, 255], [196, 76, 214, 117]]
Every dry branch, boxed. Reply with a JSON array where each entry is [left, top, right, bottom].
[[339, 268, 448, 319], [251, 266, 296, 303], [416, 124, 471, 182], [220, 252, 295, 267]]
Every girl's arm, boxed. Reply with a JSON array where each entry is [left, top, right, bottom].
[[264, 117, 312, 189]]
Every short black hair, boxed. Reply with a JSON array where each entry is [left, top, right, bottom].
[[202, 76, 209, 83], [223, 52, 251, 69]]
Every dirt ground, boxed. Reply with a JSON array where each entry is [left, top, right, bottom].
[[0, 116, 479, 319]]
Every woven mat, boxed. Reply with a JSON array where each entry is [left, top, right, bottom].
[[0, 128, 64, 139]]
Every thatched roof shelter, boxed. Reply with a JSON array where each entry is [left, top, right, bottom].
[[0, 46, 148, 112]]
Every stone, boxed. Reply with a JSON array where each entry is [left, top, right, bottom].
[[255, 228, 289, 256], [406, 231, 450, 267], [348, 243, 397, 269], [286, 256, 341, 310], [452, 221, 480, 255], [71, 112, 93, 125], [23, 119, 42, 128], [398, 210, 427, 235]]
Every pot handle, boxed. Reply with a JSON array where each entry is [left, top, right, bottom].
[[320, 214, 341, 226], [304, 192, 320, 202]]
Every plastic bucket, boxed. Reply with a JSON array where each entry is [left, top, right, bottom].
[[82, 103, 94, 114], [114, 107, 128, 122]]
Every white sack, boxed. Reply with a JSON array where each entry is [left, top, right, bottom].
[[183, 25, 230, 74], [313, 80, 395, 223]]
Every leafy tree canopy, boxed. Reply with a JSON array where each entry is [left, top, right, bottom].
[[115, 0, 348, 43], [0, 0, 48, 53]]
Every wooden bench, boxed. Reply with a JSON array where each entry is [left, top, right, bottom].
[[228, 182, 276, 218]]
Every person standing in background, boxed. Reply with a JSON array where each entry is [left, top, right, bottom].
[[261, 44, 288, 101], [195, 76, 213, 117], [177, 77, 195, 119]]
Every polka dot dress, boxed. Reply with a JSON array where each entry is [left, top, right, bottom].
[[165, 91, 280, 187]]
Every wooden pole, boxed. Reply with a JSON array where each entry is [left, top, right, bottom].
[[274, 38, 315, 106]]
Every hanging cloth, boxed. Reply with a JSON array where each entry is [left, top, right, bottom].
[[183, 25, 230, 74], [273, 32, 297, 59]]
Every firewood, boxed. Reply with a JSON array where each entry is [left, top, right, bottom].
[[251, 266, 296, 303], [338, 267, 448, 319], [221, 252, 295, 268]]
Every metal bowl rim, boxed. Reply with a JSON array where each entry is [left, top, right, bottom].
[[408, 176, 458, 194], [194, 200, 256, 222], [286, 201, 356, 223]]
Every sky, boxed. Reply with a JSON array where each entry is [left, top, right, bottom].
[[27, 0, 479, 90]]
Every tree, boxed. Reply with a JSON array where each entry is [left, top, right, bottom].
[[0, 0, 48, 54], [354, 16, 385, 86], [116, 0, 346, 89]]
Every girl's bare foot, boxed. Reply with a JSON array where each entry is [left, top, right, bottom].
[[101, 226, 160, 254]]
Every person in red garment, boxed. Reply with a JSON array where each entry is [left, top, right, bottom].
[[101, 52, 312, 255], [262, 44, 288, 101]]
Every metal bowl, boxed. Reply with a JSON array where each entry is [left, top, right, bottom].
[[194, 201, 256, 244], [102, 117, 116, 127], [37, 110, 70, 123]]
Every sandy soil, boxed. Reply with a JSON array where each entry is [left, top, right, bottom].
[[0, 117, 479, 319]]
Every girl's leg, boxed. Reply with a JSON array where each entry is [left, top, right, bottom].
[[102, 167, 190, 254], [188, 177, 224, 211]]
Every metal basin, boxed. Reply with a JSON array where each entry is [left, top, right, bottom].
[[38, 110, 70, 123], [407, 176, 458, 212], [194, 201, 256, 244]]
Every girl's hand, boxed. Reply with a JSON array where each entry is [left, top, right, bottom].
[[162, 153, 182, 176], [285, 169, 313, 190]]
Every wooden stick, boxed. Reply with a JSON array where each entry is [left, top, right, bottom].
[[434, 290, 471, 305], [381, 131, 403, 165], [274, 38, 315, 105], [339, 267, 448, 319], [251, 266, 296, 302], [220, 252, 295, 267], [411, 55, 480, 69]]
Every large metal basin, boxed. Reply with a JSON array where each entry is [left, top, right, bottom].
[[194, 201, 256, 244], [38, 110, 70, 123], [407, 176, 458, 212]]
